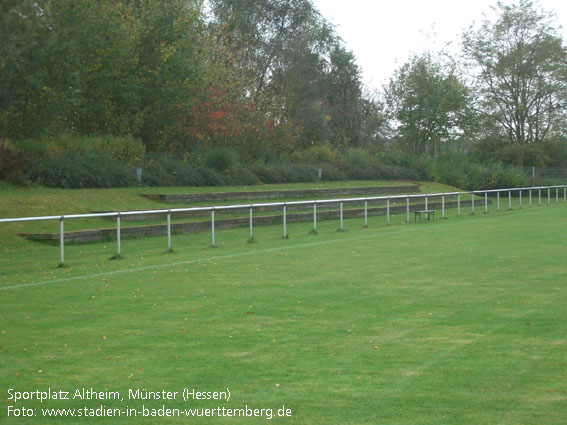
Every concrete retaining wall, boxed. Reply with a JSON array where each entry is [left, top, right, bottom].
[[141, 184, 420, 204], [95, 194, 429, 222]]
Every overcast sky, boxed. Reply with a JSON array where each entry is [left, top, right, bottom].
[[311, 0, 567, 90]]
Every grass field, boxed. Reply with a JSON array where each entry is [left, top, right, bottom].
[[1, 188, 566, 424]]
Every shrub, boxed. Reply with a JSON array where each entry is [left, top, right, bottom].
[[31, 152, 136, 188], [251, 162, 318, 184], [488, 164, 528, 189], [276, 162, 318, 183], [19, 134, 145, 166], [340, 148, 374, 180], [291, 145, 339, 165], [144, 155, 256, 187], [197, 167, 231, 186], [371, 162, 417, 180], [225, 166, 261, 186], [541, 140, 567, 168], [250, 163, 283, 184], [463, 162, 486, 190], [142, 155, 206, 187], [204, 148, 238, 172], [437, 161, 466, 188], [0, 140, 33, 182], [319, 164, 347, 181], [91, 135, 145, 167]]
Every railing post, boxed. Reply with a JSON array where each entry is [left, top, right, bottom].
[[59, 216, 65, 266], [556, 187, 559, 204], [364, 199, 368, 228], [248, 206, 254, 242], [211, 208, 215, 247], [442, 195, 445, 219], [508, 190, 512, 210], [283, 204, 288, 239], [116, 213, 121, 258], [519, 190, 522, 208], [457, 194, 461, 216], [311, 202, 318, 235], [529, 189, 532, 207], [471, 193, 475, 214], [548, 188, 551, 204], [339, 201, 344, 231], [484, 192, 488, 214], [386, 198, 390, 225], [425, 195, 428, 211], [406, 197, 410, 223], [538, 189, 542, 205], [167, 210, 172, 252], [497, 192, 500, 211]]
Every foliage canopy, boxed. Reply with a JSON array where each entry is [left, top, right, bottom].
[[1, 0, 566, 168]]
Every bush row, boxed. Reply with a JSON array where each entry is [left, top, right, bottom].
[[18, 134, 145, 166], [391, 155, 529, 190], [1, 137, 532, 190]]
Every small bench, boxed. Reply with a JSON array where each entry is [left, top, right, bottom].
[[414, 210, 435, 223]]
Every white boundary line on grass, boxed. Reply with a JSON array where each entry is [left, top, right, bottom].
[[0, 206, 560, 291]]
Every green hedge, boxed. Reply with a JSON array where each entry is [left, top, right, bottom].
[[30, 152, 136, 188], [1, 136, 534, 189], [18, 134, 145, 166], [0, 140, 33, 184]]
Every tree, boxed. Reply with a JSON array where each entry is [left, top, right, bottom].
[[207, 0, 380, 152], [0, 0, 49, 139], [208, 0, 322, 110], [326, 46, 363, 149], [386, 53, 473, 157], [40, 0, 141, 136], [357, 91, 390, 150], [274, 23, 335, 149], [0, 0, 203, 147], [127, 0, 203, 149], [463, 0, 567, 166], [207, 0, 335, 150]]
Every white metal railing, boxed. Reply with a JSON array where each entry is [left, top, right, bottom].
[[1, 185, 566, 266]]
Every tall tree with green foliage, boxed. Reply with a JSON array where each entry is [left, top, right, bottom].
[[386, 53, 473, 157], [207, 0, 377, 152], [0, 0, 143, 139], [1, 0, 50, 139], [207, 0, 337, 150], [0, 0, 203, 148], [326, 46, 363, 149], [129, 0, 203, 149], [208, 0, 323, 108], [463, 0, 567, 166]]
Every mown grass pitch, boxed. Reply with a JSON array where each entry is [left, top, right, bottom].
[[1, 202, 566, 424]]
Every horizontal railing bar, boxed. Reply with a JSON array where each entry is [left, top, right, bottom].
[[0, 184, 565, 224], [0, 215, 63, 223], [61, 212, 122, 219]]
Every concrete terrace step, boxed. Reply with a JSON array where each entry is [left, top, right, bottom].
[[21, 199, 490, 244], [140, 184, 420, 204]]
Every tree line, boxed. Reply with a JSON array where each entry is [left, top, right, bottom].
[[1, 0, 566, 168]]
